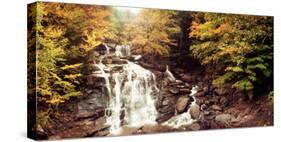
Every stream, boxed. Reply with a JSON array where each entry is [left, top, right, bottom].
[[47, 43, 271, 140]]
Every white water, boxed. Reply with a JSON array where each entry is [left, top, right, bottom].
[[163, 86, 198, 128], [94, 44, 199, 133], [93, 63, 112, 97], [105, 61, 159, 134], [95, 45, 158, 134], [165, 65, 176, 81], [115, 45, 131, 57], [105, 44, 110, 55]]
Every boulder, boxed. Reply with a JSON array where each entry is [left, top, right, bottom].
[[158, 106, 174, 113], [49, 117, 109, 140], [175, 96, 190, 113], [187, 123, 201, 131], [156, 111, 175, 123], [215, 114, 235, 124], [189, 103, 200, 119], [180, 74, 193, 82], [211, 105, 223, 111], [102, 58, 113, 64]]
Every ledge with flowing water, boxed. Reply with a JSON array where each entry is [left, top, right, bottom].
[[87, 44, 203, 135]]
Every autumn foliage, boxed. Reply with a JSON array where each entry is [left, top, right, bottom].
[[28, 2, 273, 129]]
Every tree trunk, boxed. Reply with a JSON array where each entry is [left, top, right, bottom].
[[178, 12, 193, 54]]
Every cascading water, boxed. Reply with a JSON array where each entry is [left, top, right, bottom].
[[165, 65, 176, 81], [93, 63, 112, 97], [93, 43, 198, 134], [163, 86, 198, 128], [105, 44, 110, 55], [106, 62, 159, 134], [115, 45, 131, 57], [95, 44, 158, 134]]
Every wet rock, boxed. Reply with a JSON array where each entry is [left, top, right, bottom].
[[94, 129, 110, 136], [187, 123, 201, 131], [49, 117, 109, 140], [158, 106, 174, 114], [102, 58, 112, 64], [111, 65, 123, 72], [76, 108, 104, 119], [184, 83, 191, 89], [211, 105, 223, 111], [168, 82, 182, 87], [156, 111, 175, 123], [133, 55, 142, 60], [203, 111, 211, 116], [115, 126, 140, 136], [175, 80, 183, 83], [140, 124, 173, 133], [180, 74, 193, 82], [215, 114, 235, 124], [159, 90, 173, 97], [179, 88, 191, 94], [176, 96, 190, 113], [200, 104, 208, 110], [175, 85, 186, 89], [153, 71, 163, 79], [88, 64, 100, 72], [138, 61, 155, 69], [197, 82, 204, 88], [203, 86, 209, 92], [85, 89, 93, 95], [162, 97, 170, 106], [194, 91, 205, 97], [169, 88, 179, 94], [174, 68, 185, 74], [220, 97, 228, 106], [112, 58, 127, 64], [190, 103, 200, 119], [209, 97, 219, 103]]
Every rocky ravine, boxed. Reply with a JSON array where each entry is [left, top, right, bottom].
[[41, 44, 273, 140]]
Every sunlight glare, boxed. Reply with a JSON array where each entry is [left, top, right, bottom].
[[116, 7, 141, 15]]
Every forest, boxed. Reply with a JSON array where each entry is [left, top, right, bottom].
[[27, 2, 273, 140]]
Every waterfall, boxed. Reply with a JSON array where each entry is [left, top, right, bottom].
[[115, 45, 131, 57], [165, 65, 176, 81], [93, 44, 200, 133], [162, 86, 198, 128], [105, 44, 110, 55], [93, 63, 112, 97], [94, 45, 158, 134], [106, 61, 159, 134]]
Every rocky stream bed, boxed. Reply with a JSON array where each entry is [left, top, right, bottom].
[[37, 44, 273, 140]]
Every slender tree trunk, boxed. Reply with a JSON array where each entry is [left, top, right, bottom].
[[178, 12, 193, 54]]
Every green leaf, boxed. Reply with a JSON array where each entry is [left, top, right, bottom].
[[225, 66, 244, 72], [232, 79, 254, 90]]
